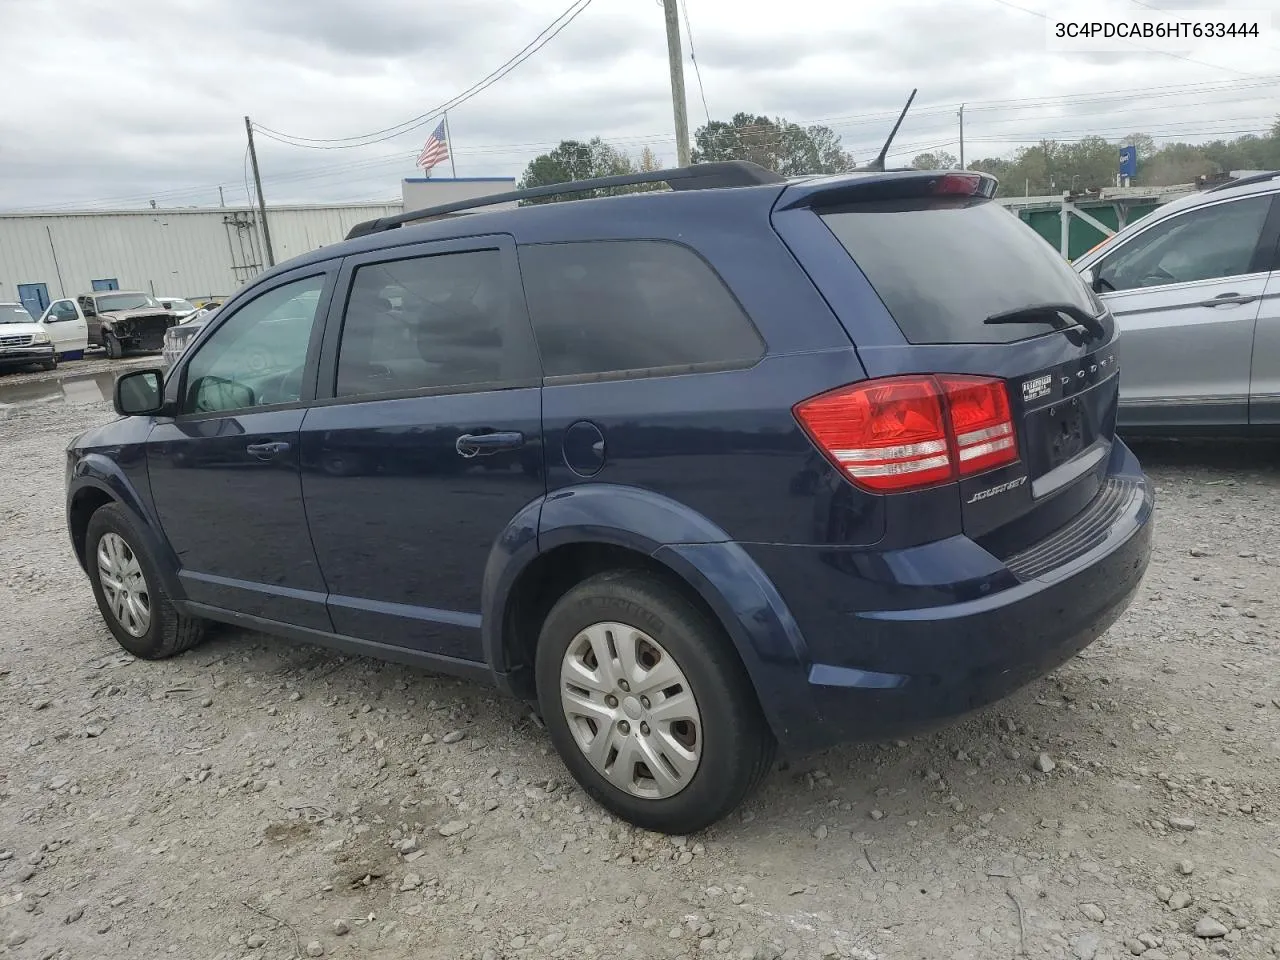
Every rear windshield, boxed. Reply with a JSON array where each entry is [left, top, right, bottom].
[[820, 199, 1096, 344]]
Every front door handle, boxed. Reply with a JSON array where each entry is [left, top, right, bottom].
[[1202, 292, 1258, 307], [246, 440, 290, 460], [455, 431, 524, 458]]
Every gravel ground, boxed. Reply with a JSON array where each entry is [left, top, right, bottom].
[[1, 365, 1278, 960]]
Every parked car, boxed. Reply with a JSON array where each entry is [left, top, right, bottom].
[[52, 291, 180, 358], [0, 301, 58, 372], [66, 162, 1154, 834], [1072, 171, 1280, 435], [158, 297, 199, 319], [36, 299, 91, 360], [161, 306, 218, 370]]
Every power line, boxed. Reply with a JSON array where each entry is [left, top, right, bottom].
[[253, 0, 594, 150], [680, 0, 712, 126], [17, 76, 1280, 211]]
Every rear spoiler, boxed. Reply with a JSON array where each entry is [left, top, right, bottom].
[[776, 171, 999, 211]]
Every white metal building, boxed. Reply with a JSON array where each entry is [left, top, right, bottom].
[[0, 202, 402, 317], [0, 176, 519, 318], [401, 176, 516, 214]]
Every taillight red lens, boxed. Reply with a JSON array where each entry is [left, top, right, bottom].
[[937, 375, 1018, 475], [794, 375, 1018, 493], [793, 377, 951, 492]]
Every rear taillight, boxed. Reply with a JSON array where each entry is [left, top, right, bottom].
[[937, 375, 1016, 475], [794, 375, 1019, 493]]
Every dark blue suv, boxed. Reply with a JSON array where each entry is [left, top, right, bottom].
[[66, 161, 1153, 834]]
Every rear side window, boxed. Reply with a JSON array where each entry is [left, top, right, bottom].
[[519, 240, 764, 378], [821, 199, 1097, 344], [336, 249, 541, 397]]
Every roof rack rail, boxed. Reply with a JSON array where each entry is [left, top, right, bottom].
[[345, 160, 784, 240], [1207, 170, 1280, 192]]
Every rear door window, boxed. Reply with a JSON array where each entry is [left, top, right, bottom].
[[820, 199, 1097, 344], [335, 249, 540, 397], [519, 240, 764, 379]]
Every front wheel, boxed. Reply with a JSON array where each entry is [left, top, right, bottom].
[[41, 355, 57, 371], [85, 503, 206, 659], [535, 571, 775, 834], [104, 333, 123, 359]]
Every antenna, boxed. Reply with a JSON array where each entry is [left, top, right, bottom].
[[860, 89, 918, 172]]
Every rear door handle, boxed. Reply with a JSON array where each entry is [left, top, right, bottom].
[[246, 441, 290, 460], [455, 431, 524, 458], [1202, 292, 1258, 307]]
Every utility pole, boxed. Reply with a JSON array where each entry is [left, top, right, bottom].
[[244, 115, 275, 268], [958, 103, 965, 169], [662, 0, 691, 167], [218, 185, 225, 208]]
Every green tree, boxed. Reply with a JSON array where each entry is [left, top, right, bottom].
[[637, 145, 661, 172], [692, 113, 855, 176], [911, 150, 959, 170], [1057, 136, 1117, 191], [1122, 132, 1157, 161], [517, 138, 636, 203]]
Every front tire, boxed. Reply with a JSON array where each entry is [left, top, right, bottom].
[[41, 355, 57, 371], [535, 570, 775, 834], [104, 333, 123, 359], [85, 503, 206, 659]]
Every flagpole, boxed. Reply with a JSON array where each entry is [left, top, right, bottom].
[[443, 111, 458, 178]]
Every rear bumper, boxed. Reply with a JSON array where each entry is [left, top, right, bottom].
[[736, 440, 1154, 754]]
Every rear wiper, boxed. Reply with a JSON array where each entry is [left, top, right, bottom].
[[984, 303, 1106, 338]]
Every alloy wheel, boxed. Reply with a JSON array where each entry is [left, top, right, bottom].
[[97, 532, 151, 637]]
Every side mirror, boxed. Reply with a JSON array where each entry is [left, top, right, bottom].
[[114, 369, 165, 417]]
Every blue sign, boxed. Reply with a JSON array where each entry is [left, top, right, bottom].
[[1119, 145, 1138, 179]]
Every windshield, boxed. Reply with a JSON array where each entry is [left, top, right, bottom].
[[0, 304, 34, 324], [166, 299, 196, 312], [98, 293, 160, 311]]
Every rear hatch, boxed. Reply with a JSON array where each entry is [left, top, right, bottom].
[[777, 172, 1120, 559]]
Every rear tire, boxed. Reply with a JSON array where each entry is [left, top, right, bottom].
[[104, 333, 123, 359], [85, 503, 206, 659], [535, 570, 775, 834]]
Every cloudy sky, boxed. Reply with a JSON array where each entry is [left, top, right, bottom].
[[3, 0, 1277, 211]]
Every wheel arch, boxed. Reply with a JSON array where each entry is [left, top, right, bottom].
[[481, 484, 818, 748], [67, 461, 184, 599]]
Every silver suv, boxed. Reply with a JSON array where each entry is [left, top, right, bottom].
[[160, 306, 217, 370], [1073, 171, 1280, 435]]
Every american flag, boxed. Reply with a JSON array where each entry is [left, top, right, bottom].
[[417, 120, 450, 173]]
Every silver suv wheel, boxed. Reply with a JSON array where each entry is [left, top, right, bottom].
[[559, 621, 702, 799], [96, 532, 151, 637]]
